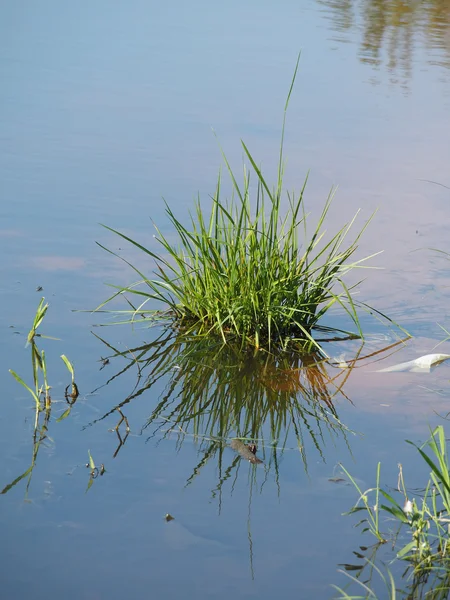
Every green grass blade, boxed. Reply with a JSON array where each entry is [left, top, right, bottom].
[[9, 369, 40, 407]]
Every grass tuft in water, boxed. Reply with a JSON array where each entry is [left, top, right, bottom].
[[96, 55, 390, 352], [4, 298, 80, 496], [11, 297, 53, 410], [341, 425, 450, 597]]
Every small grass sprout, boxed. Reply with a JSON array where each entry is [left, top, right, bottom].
[[61, 354, 79, 401], [26, 297, 48, 346], [86, 450, 105, 492], [10, 298, 54, 410], [4, 300, 81, 497], [340, 461, 386, 543]]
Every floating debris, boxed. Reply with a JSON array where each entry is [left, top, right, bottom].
[[230, 439, 263, 464], [403, 499, 413, 515], [331, 354, 349, 369], [377, 353, 450, 373], [328, 476, 347, 484], [99, 357, 110, 370]]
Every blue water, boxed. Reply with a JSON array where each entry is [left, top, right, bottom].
[[2, 1, 450, 598]]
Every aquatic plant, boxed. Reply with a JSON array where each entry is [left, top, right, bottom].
[[10, 297, 53, 410], [61, 354, 79, 402], [3, 299, 79, 496], [96, 55, 390, 353], [331, 559, 397, 599], [85, 450, 106, 493], [9, 298, 79, 413], [340, 461, 386, 544], [341, 426, 450, 597], [333, 534, 450, 599]]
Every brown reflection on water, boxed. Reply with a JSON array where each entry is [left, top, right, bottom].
[[318, 0, 450, 81], [87, 330, 410, 472]]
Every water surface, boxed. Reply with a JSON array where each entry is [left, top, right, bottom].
[[1, 1, 450, 598]]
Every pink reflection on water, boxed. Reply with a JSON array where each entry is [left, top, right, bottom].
[[338, 334, 450, 431], [31, 256, 85, 271]]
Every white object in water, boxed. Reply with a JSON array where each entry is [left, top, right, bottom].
[[377, 353, 450, 373], [330, 354, 349, 369]]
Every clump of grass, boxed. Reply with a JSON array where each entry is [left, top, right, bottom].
[[341, 425, 450, 594], [97, 55, 386, 352]]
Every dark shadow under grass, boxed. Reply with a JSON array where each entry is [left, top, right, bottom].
[[95, 54, 398, 354]]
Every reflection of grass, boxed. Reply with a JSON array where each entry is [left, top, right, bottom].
[[340, 426, 450, 598], [1, 407, 51, 497], [91, 328, 363, 580], [90, 329, 407, 581], [91, 330, 406, 479], [95, 55, 392, 353], [93, 329, 358, 470], [318, 0, 450, 83]]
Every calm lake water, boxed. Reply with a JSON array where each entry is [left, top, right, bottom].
[[2, 2, 450, 598]]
